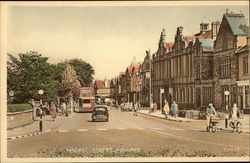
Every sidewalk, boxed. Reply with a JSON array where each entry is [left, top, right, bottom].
[[138, 109, 204, 122], [7, 113, 74, 139], [138, 109, 250, 133]]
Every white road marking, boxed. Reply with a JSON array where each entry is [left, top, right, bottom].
[[59, 130, 68, 132], [78, 129, 88, 132], [96, 128, 108, 131], [117, 128, 127, 130], [172, 128, 184, 131], [152, 128, 165, 131]]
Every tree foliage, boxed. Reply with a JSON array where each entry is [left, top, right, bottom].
[[7, 52, 60, 103], [61, 64, 81, 98], [7, 52, 95, 103], [67, 59, 95, 87]]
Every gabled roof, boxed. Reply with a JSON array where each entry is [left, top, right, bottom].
[[184, 36, 196, 42], [119, 72, 125, 76], [132, 65, 140, 73], [225, 14, 248, 35], [95, 80, 104, 89], [126, 66, 133, 74], [198, 38, 214, 52]]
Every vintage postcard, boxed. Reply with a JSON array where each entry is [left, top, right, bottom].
[[0, 1, 249, 162]]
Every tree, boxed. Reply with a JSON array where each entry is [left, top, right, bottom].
[[67, 59, 95, 87], [7, 51, 60, 103], [61, 64, 81, 98]]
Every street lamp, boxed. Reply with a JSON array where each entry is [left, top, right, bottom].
[[38, 89, 44, 132], [9, 90, 15, 104], [224, 90, 230, 128]]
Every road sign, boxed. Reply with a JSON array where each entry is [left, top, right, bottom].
[[160, 88, 164, 94], [146, 72, 150, 79]]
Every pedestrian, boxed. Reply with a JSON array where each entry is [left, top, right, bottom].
[[153, 103, 157, 112], [50, 101, 57, 121], [170, 101, 178, 118], [62, 101, 67, 116], [205, 103, 217, 131], [150, 102, 154, 113], [134, 102, 138, 116], [130, 102, 134, 111], [163, 100, 170, 119]]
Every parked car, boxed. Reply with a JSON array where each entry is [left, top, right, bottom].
[[121, 103, 133, 111], [92, 106, 109, 122]]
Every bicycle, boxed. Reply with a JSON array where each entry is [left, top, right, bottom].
[[207, 117, 219, 133], [229, 118, 242, 133]]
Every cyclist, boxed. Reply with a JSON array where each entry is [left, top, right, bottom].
[[229, 103, 240, 129], [206, 103, 217, 131]]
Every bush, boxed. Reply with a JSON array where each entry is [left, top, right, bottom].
[[7, 104, 32, 113]]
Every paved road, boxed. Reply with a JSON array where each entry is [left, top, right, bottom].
[[7, 107, 250, 157]]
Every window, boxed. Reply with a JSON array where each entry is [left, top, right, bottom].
[[195, 62, 201, 79], [202, 87, 213, 106], [220, 58, 231, 78], [243, 57, 248, 74]]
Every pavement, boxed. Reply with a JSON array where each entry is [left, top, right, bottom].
[[7, 112, 75, 139], [138, 108, 250, 134]]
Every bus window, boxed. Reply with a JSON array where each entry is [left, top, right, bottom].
[[83, 99, 90, 104], [79, 99, 83, 106]]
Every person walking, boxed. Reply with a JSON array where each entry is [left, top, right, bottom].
[[62, 101, 67, 116], [170, 101, 178, 118], [153, 103, 157, 112], [133, 102, 138, 116], [150, 102, 154, 113], [163, 100, 170, 119], [50, 101, 57, 121]]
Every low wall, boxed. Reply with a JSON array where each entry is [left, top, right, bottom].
[[7, 109, 33, 130]]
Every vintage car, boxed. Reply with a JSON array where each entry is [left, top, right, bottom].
[[121, 103, 133, 112], [92, 106, 109, 122]]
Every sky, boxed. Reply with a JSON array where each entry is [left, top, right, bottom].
[[7, 3, 249, 80]]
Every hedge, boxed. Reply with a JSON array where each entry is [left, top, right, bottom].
[[7, 104, 32, 113]]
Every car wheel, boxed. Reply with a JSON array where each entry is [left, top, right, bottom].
[[92, 119, 95, 122]]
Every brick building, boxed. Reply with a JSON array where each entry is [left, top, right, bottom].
[[153, 27, 197, 109], [131, 64, 141, 104], [213, 11, 248, 111], [140, 50, 152, 107]]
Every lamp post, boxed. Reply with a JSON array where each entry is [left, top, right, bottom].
[[224, 90, 230, 128], [38, 89, 44, 132], [9, 90, 15, 104]]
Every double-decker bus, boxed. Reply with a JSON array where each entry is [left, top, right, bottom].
[[76, 87, 95, 112]]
